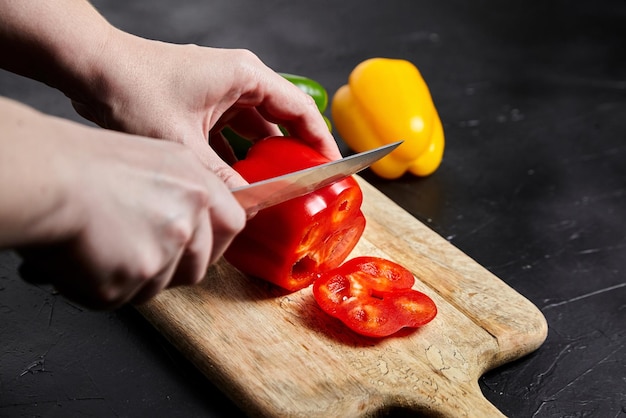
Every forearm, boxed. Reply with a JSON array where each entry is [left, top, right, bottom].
[[0, 0, 112, 99], [0, 97, 80, 248]]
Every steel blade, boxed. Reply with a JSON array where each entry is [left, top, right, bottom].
[[231, 141, 402, 214]]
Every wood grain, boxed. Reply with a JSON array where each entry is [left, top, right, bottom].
[[138, 177, 548, 417]]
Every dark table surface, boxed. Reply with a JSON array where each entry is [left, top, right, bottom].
[[1, 1, 625, 417]]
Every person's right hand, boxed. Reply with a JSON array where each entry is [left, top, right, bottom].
[[1, 98, 245, 309]]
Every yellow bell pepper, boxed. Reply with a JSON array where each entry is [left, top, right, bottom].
[[331, 58, 445, 179]]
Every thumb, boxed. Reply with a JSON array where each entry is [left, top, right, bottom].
[[203, 146, 248, 189], [211, 161, 248, 189], [185, 132, 248, 189]]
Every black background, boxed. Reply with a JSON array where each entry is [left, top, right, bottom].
[[1, 1, 624, 416]]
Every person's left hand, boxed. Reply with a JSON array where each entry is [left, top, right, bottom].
[[68, 29, 341, 188]]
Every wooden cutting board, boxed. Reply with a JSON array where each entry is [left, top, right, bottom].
[[138, 177, 548, 417]]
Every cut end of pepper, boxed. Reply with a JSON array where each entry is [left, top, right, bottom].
[[224, 137, 366, 293]]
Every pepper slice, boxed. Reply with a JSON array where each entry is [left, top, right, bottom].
[[331, 58, 445, 179], [224, 136, 366, 292], [313, 256, 437, 337]]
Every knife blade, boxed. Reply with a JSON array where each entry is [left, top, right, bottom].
[[231, 141, 402, 215]]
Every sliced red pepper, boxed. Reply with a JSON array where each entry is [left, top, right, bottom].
[[313, 256, 437, 337], [224, 136, 366, 292]]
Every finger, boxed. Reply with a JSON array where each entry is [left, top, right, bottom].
[[127, 246, 185, 306], [167, 211, 213, 288], [184, 132, 248, 188], [214, 107, 282, 141], [209, 131, 239, 165], [204, 178, 246, 265], [253, 73, 342, 160], [207, 215, 245, 266]]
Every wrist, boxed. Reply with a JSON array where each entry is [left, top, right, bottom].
[[49, 15, 117, 104], [0, 99, 83, 248], [0, 0, 114, 100]]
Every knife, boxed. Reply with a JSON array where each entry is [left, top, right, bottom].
[[231, 141, 402, 215]]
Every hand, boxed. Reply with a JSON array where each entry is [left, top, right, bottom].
[[2, 99, 245, 309], [0, 0, 340, 187], [68, 30, 341, 187]]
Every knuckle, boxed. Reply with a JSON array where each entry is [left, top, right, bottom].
[[132, 249, 167, 283], [180, 180, 211, 213], [231, 206, 246, 233], [234, 48, 262, 67], [218, 204, 246, 237], [232, 49, 266, 87], [165, 216, 195, 246], [302, 92, 317, 108]]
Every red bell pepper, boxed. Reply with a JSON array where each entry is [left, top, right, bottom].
[[312, 256, 437, 337], [224, 136, 366, 292]]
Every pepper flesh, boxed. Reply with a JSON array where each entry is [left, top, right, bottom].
[[331, 58, 444, 179], [224, 136, 366, 292], [313, 256, 437, 337]]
